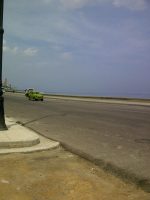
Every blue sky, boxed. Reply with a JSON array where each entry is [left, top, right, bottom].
[[2, 0, 150, 97]]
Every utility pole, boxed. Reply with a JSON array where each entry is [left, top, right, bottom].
[[0, 0, 7, 130]]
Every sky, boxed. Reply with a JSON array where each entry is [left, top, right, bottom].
[[2, 0, 150, 97]]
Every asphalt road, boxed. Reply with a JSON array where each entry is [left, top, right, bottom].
[[4, 93, 150, 191]]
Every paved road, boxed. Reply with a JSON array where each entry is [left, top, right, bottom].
[[4, 93, 150, 191]]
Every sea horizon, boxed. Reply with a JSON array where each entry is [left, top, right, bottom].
[[43, 91, 150, 99]]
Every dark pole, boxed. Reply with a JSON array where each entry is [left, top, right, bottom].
[[0, 0, 7, 131]]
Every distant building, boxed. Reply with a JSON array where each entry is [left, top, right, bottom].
[[2, 78, 14, 91], [3, 78, 8, 88]]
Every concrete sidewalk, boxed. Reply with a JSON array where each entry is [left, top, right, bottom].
[[0, 117, 59, 154]]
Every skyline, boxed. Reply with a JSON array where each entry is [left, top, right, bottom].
[[2, 0, 150, 98]]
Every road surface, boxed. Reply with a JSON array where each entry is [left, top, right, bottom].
[[4, 93, 150, 191]]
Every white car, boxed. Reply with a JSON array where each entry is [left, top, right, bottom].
[[2, 87, 5, 93]]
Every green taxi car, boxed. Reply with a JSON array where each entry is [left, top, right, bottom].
[[28, 91, 44, 101]]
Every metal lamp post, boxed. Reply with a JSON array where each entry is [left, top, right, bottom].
[[0, 0, 7, 131]]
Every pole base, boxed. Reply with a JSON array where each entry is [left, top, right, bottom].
[[0, 96, 7, 131], [0, 125, 7, 131]]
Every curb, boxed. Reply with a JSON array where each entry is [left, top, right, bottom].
[[0, 119, 40, 149], [24, 124, 150, 193], [0, 118, 60, 154], [61, 142, 150, 193], [11, 118, 150, 193]]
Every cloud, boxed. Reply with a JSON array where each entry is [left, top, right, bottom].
[[43, 0, 53, 3], [60, 52, 73, 60], [59, 0, 148, 10], [23, 48, 38, 56], [3, 39, 6, 46], [112, 0, 148, 10], [3, 40, 38, 56], [60, 0, 93, 9], [3, 43, 19, 55]]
